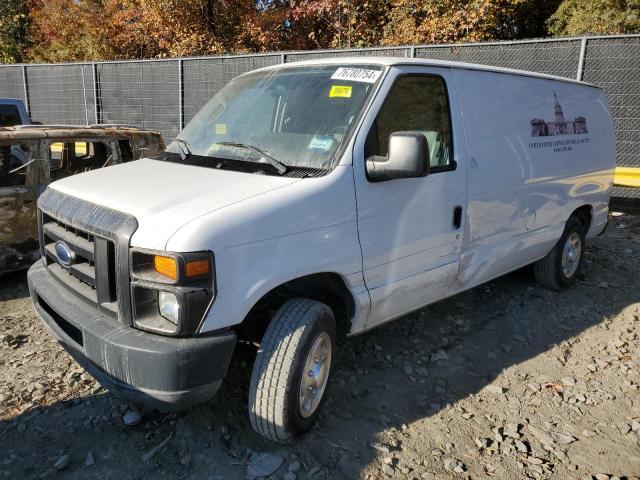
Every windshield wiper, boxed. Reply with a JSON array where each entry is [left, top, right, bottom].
[[174, 137, 192, 160], [215, 142, 287, 175]]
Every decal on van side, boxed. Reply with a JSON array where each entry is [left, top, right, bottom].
[[530, 92, 588, 137]]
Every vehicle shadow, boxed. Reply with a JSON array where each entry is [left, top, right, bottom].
[[0, 269, 30, 301], [0, 226, 638, 479], [301, 268, 637, 478]]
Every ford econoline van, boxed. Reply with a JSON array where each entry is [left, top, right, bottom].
[[28, 58, 615, 443]]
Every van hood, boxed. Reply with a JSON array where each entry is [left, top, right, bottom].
[[49, 158, 301, 249]]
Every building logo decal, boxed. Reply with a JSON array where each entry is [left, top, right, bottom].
[[531, 92, 588, 137]]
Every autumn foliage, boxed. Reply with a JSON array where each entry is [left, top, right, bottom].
[[1, 0, 638, 63]]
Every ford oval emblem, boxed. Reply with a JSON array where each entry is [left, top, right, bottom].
[[54, 241, 75, 267]]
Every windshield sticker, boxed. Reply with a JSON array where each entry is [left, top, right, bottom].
[[308, 136, 334, 152], [331, 67, 381, 83], [329, 85, 352, 98], [214, 123, 227, 135]]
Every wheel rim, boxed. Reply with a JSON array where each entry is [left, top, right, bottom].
[[299, 332, 332, 419], [561, 232, 582, 278]]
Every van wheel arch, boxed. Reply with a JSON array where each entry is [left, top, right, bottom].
[[236, 272, 356, 343], [571, 204, 592, 235]]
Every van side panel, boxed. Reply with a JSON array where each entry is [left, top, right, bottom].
[[452, 69, 615, 287]]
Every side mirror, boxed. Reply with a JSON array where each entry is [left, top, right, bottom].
[[366, 132, 429, 182]]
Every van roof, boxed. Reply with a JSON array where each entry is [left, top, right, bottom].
[[259, 56, 600, 89]]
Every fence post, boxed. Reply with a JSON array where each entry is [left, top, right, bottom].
[[178, 59, 184, 131], [81, 65, 89, 125], [281, 53, 286, 64], [21, 65, 30, 117], [576, 36, 587, 81], [92, 63, 99, 124], [409, 46, 416, 58]]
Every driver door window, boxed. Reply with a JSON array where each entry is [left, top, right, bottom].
[[366, 75, 453, 172]]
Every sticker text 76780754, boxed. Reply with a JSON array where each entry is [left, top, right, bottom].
[[331, 68, 382, 84]]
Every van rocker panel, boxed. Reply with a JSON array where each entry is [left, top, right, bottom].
[[27, 261, 236, 409]]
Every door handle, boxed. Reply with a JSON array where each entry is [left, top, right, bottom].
[[453, 206, 463, 229]]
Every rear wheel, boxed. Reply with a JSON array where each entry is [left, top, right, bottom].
[[248, 298, 335, 443], [534, 217, 585, 291]]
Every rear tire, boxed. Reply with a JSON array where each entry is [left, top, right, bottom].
[[534, 217, 585, 291], [248, 298, 335, 443]]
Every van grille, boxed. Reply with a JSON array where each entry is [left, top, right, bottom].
[[37, 188, 138, 325], [41, 212, 118, 316]]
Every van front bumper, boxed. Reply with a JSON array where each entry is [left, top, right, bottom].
[[27, 261, 236, 410]]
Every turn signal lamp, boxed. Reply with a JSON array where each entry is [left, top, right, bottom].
[[185, 259, 210, 278], [154, 255, 177, 280]]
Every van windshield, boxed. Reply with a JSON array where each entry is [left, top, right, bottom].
[[162, 65, 383, 176]]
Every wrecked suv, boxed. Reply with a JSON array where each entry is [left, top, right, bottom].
[[1, 125, 163, 273], [28, 59, 614, 443]]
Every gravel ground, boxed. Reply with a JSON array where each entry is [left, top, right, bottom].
[[1, 213, 639, 480]]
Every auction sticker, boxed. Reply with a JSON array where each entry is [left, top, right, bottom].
[[331, 67, 381, 83], [329, 85, 352, 98]]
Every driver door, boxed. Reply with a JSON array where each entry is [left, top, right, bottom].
[[352, 66, 468, 329]]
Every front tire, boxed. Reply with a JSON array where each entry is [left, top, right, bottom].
[[534, 217, 585, 291], [248, 299, 335, 443]]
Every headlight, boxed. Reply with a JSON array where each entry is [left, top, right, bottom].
[[129, 249, 215, 336], [158, 291, 180, 324]]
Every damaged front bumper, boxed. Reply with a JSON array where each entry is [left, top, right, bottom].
[[27, 261, 236, 410]]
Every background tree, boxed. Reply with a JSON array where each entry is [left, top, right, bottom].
[[27, 0, 108, 62], [280, 0, 389, 50], [4, 0, 640, 63], [381, 0, 564, 45], [548, 0, 640, 36], [0, 0, 30, 63], [27, 0, 263, 61]]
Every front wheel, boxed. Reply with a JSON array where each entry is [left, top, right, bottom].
[[534, 216, 585, 291], [248, 299, 335, 443]]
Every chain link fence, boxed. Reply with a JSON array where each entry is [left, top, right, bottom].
[[0, 35, 638, 200]]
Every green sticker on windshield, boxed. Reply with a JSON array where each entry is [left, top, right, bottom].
[[215, 123, 227, 135]]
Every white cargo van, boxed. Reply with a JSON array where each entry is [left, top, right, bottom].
[[28, 58, 615, 443]]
